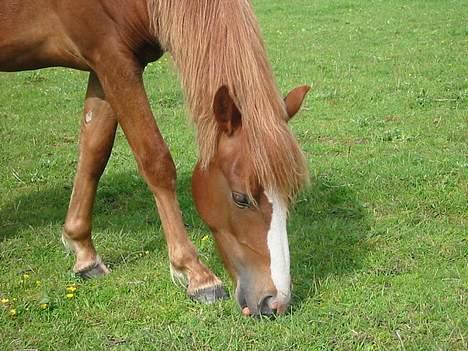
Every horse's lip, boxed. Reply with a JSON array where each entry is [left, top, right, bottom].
[[236, 285, 258, 316], [235, 286, 248, 308]]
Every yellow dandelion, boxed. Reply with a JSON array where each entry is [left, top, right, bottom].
[[66, 286, 77, 293], [9, 308, 17, 317], [35, 280, 42, 286], [1, 298, 9, 304], [22, 273, 30, 280], [40, 303, 48, 310], [201, 235, 209, 241], [66, 293, 75, 299]]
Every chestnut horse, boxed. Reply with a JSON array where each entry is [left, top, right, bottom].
[[0, 0, 310, 316]]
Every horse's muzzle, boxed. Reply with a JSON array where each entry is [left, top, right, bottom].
[[236, 283, 289, 317]]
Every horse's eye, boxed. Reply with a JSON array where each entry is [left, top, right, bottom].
[[232, 192, 251, 209]]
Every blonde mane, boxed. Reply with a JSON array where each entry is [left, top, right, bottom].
[[148, 0, 308, 202]]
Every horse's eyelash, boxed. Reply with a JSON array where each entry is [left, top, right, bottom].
[[232, 192, 251, 208]]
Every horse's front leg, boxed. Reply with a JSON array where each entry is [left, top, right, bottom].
[[63, 72, 117, 277], [95, 58, 226, 303]]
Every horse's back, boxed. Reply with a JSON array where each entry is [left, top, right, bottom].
[[0, 0, 160, 72], [0, 0, 88, 70]]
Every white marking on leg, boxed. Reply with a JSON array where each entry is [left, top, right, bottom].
[[169, 263, 188, 288], [61, 233, 74, 254], [85, 110, 93, 124], [265, 191, 291, 303]]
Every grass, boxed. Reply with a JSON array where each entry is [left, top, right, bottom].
[[0, 0, 466, 350]]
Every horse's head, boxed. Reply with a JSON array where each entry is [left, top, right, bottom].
[[192, 85, 309, 316]]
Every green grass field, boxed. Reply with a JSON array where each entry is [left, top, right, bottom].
[[0, 0, 466, 350]]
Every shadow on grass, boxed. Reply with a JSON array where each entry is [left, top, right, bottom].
[[289, 174, 371, 308], [0, 170, 371, 307]]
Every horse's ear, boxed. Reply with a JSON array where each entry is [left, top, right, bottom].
[[284, 85, 311, 121], [213, 85, 241, 136]]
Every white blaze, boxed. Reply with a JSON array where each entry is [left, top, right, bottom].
[[265, 191, 290, 302]]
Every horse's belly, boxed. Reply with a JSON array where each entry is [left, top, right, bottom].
[[0, 38, 90, 72]]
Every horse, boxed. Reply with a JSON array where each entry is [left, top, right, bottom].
[[0, 0, 310, 316]]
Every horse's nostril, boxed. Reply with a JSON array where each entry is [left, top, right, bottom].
[[258, 296, 276, 316]]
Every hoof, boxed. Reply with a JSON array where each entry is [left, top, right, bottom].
[[75, 256, 110, 280], [188, 285, 228, 304]]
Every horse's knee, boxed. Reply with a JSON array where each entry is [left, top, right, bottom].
[[78, 99, 117, 174], [138, 145, 177, 191]]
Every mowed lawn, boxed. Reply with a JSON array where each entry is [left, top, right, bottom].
[[0, 0, 466, 350]]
